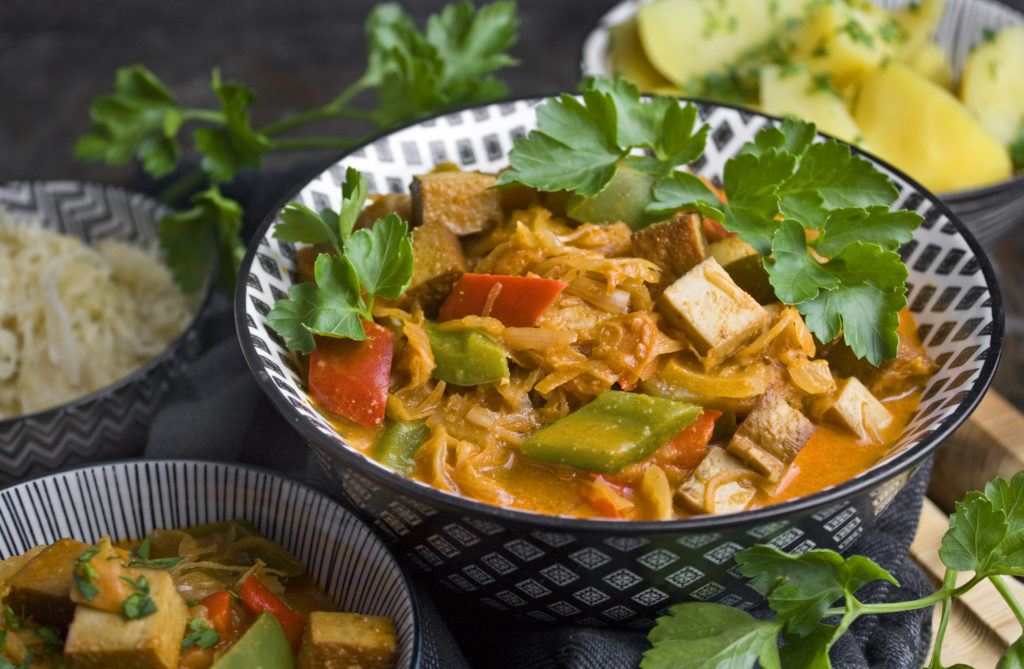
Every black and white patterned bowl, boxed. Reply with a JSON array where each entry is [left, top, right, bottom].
[[0, 459, 420, 669], [0, 181, 212, 485], [580, 0, 1024, 248], [236, 99, 1003, 628]]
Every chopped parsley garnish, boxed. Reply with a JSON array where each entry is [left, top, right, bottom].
[[72, 544, 102, 602], [128, 537, 185, 570], [497, 77, 921, 365], [267, 166, 415, 353], [33, 627, 63, 653], [120, 575, 158, 620], [1010, 117, 1024, 171], [3, 606, 24, 630], [181, 618, 220, 650]]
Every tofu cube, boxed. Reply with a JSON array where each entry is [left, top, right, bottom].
[[676, 447, 757, 515], [411, 170, 502, 236], [726, 396, 817, 482], [4, 538, 89, 629], [631, 211, 709, 298], [820, 376, 894, 441], [64, 568, 187, 669], [298, 611, 397, 669], [658, 257, 769, 367]]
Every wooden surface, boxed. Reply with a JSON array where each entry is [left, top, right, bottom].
[[912, 389, 1024, 664]]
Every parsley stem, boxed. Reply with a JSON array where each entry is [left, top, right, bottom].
[[926, 571, 959, 669], [183, 109, 227, 125], [989, 575, 1024, 628], [261, 78, 371, 137], [268, 136, 366, 152], [157, 169, 208, 205]]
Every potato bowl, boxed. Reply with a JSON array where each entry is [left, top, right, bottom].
[[236, 98, 1003, 627], [580, 0, 1024, 247], [0, 459, 420, 668], [0, 181, 212, 485]]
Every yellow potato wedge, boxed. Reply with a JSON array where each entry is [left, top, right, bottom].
[[608, 17, 673, 92], [759, 64, 866, 147], [892, 0, 946, 60], [636, 0, 809, 91], [903, 40, 954, 90], [853, 63, 1012, 192], [961, 25, 1024, 146]]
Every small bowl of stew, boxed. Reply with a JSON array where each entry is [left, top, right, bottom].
[[0, 460, 420, 668], [236, 95, 1002, 627]]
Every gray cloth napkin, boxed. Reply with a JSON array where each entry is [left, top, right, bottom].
[[144, 291, 934, 669]]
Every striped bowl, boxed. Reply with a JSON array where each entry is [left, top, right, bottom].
[[0, 459, 421, 669]]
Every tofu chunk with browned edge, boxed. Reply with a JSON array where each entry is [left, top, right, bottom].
[[411, 170, 502, 236], [397, 217, 468, 316], [63, 567, 187, 669], [3, 538, 89, 629], [631, 211, 709, 298], [658, 257, 770, 367], [677, 446, 758, 514], [816, 377, 894, 441], [726, 396, 817, 482], [298, 611, 397, 669]]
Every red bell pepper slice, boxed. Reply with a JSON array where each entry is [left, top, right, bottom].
[[437, 273, 567, 327], [308, 321, 393, 428], [199, 590, 232, 637], [238, 575, 305, 651], [663, 409, 722, 470]]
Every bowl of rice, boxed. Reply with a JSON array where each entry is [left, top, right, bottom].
[[0, 180, 209, 485]]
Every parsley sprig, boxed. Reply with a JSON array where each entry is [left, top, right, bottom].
[[128, 537, 185, 570], [498, 77, 921, 365], [71, 544, 102, 602], [266, 167, 414, 353], [642, 471, 1024, 669], [181, 618, 220, 650], [120, 574, 159, 620], [74, 1, 518, 295]]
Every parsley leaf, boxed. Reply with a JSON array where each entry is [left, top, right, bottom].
[[157, 185, 244, 294], [194, 69, 270, 183], [120, 575, 158, 620], [181, 618, 220, 650], [73, 65, 184, 177], [642, 603, 782, 669], [72, 544, 102, 602], [267, 168, 414, 353], [941, 471, 1024, 576], [737, 546, 897, 636]]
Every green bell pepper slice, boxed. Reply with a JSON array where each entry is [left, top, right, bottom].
[[374, 419, 431, 475], [426, 320, 509, 386], [520, 390, 703, 474], [210, 612, 294, 669]]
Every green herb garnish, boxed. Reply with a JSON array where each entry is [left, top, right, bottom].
[[72, 544, 101, 602], [498, 77, 920, 365], [74, 1, 518, 295], [120, 574, 158, 620], [128, 537, 185, 570], [180, 618, 220, 650], [642, 471, 1024, 669], [266, 166, 415, 353], [0, 636, 37, 669]]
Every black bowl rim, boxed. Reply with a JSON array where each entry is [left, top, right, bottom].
[[0, 180, 214, 427], [235, 94, 1005, 537], [0, 456, 424, 669]]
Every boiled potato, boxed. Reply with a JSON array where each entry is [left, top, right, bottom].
[[853, 63, 1012, 192], [961, 26, 1024, 147], [759, 64, 866, 147], [788, 0, 899, 88], [891, 0, 945, 60], [636, 0, 810, 90], [607, 16, 673, 92], [903, 40, 954, 90]]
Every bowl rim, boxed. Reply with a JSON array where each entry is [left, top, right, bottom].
[[0, 179, 215, 427], [235, 94, 1005, 536], [577, 0, 1024, 200], [0, 457, 424, 669]]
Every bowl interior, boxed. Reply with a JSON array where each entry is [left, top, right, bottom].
[[0, 460, 419, 669], [238, 98, 1002, 527]]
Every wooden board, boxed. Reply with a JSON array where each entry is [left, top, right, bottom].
[[909, 388, 1024, 664]]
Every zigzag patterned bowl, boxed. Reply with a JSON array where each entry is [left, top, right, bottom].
[[0, 459, 420, 668], [236, 99, 1004, 628], [0, 181, 211, 485]]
